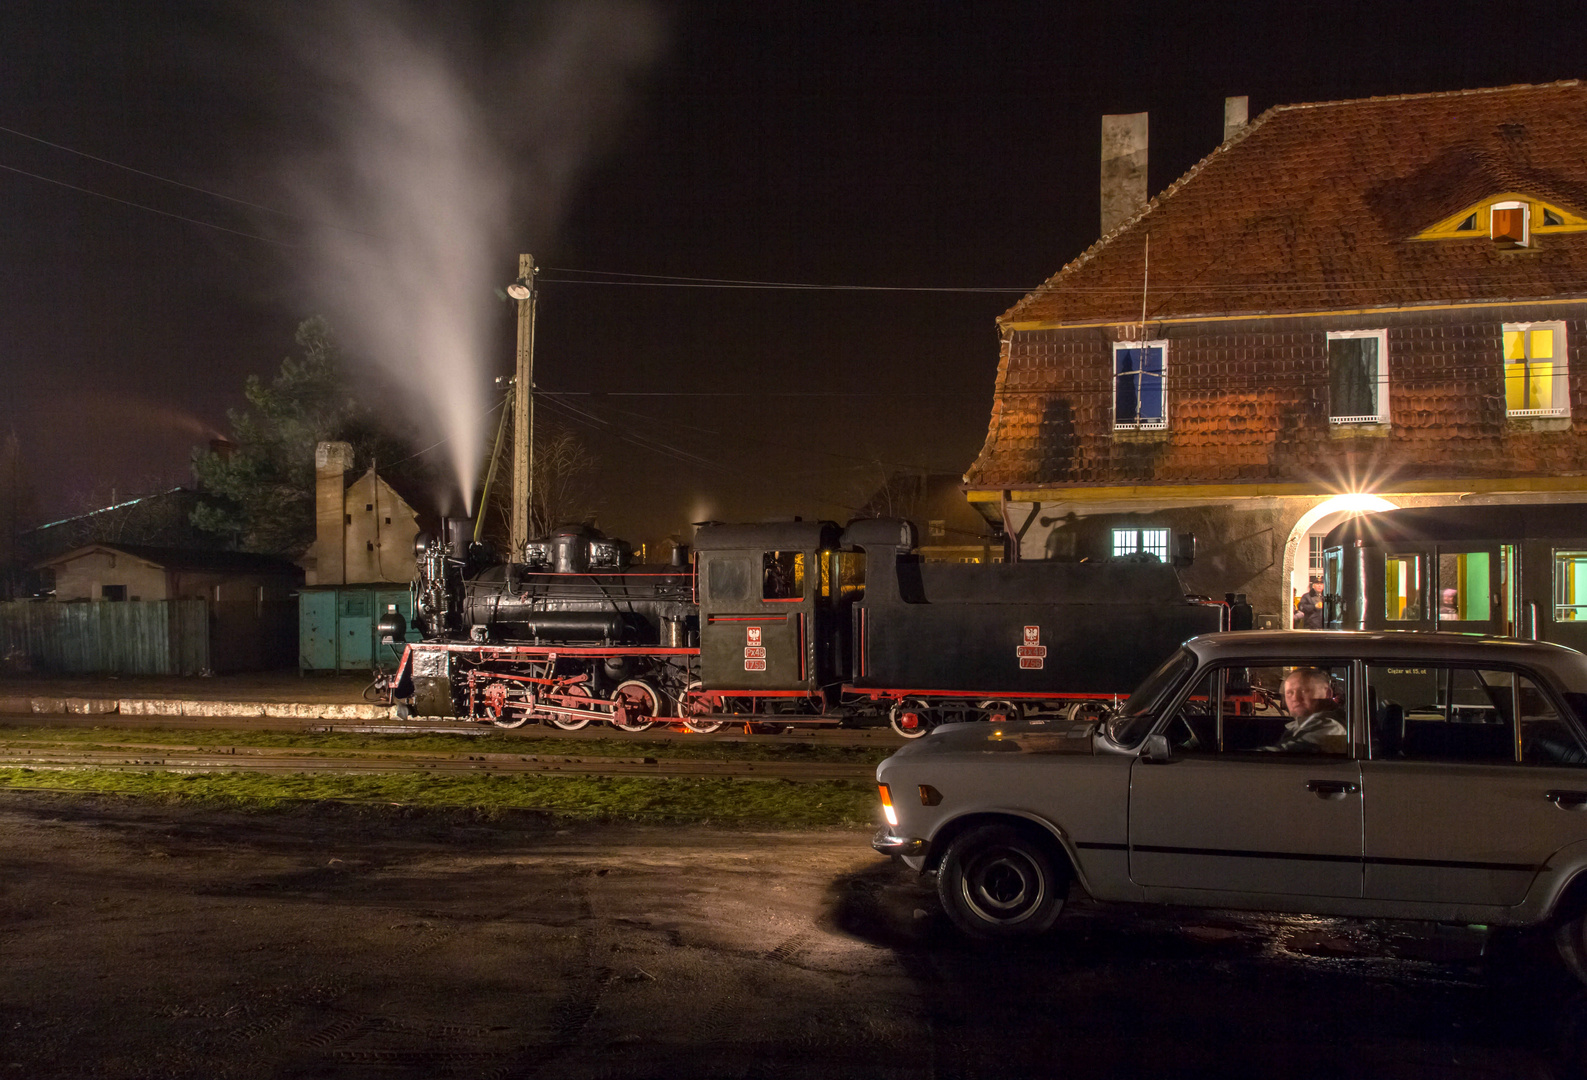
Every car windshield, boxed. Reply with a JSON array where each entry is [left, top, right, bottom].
[[1107, 647, 1198, 747]]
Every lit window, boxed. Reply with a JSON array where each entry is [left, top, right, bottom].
[[1491, 200, 1529, 246], [1503, 321, 1569, 418], [1555, 551, 1587, 622], [1113, 340, 1167, 430], [1113, 528, 1170, 561], [1326, 329, 1390, 423], [1436, 551, 1491, 623], [1385, 553, 1425, 621]]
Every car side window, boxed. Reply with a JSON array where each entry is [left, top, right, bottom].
[[1363, 664, 1578, 764], [1515, 673, 1587, 766], [1164, 663, 1350, 756]]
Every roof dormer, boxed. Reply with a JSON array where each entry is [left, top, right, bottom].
[[1415, 192, 1587, 246]]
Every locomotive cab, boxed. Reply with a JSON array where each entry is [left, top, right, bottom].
[[694, 521, 845, 698]]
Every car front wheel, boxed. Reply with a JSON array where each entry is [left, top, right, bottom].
[[936, 824, 1066, 939]]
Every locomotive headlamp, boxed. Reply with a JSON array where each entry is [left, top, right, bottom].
[[878, 784, 898, 827]]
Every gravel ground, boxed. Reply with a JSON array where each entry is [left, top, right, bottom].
[[5, 791, 1587, 1079]]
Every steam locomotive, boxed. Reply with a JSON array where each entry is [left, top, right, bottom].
[[383, 516, 1228, 737]]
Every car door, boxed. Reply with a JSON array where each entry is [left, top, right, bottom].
[[1128, 662, 1364, 898], [1362, 661, 1587, 906]]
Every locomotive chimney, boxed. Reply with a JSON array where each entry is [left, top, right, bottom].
[[310, 441, 353, 586], [1100, 111, 1148, 237]]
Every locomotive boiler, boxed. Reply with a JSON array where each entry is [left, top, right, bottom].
[[387, 516, 1227, 737]]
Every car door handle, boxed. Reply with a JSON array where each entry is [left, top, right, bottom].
[[1305, 779, 1359, 799], [1546, 790, 1587, 811]]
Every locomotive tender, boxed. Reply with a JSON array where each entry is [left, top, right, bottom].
[[386, 516, 1226, 736]]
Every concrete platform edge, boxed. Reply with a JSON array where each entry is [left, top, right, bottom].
[[9, 697, 396, 720]]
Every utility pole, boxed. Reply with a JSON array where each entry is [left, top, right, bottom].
[[509, 254, 537, 558]]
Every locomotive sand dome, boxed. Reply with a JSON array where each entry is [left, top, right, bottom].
[[387, 517, 1227, 735]]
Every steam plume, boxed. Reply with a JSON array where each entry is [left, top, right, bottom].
[[272, 0, 663, 512]]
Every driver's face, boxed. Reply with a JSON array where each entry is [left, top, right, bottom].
[[1283, 674, 1330, 718]]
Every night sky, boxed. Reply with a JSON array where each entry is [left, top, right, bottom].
[[2, 1, 1583, 550]]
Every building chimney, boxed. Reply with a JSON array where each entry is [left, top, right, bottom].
[[313, 441, 353, 586], [1223, 95, 1249, 142], [1100, 112, 1148, 237]]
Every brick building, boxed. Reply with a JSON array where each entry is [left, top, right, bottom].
[[964, 81, 1587, 626]]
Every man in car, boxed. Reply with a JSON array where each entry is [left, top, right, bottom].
[[1266, 667, 1347, 752]]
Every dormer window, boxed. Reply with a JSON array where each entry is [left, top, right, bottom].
[[1491, 200, 1529, 246], [1417, 195, 1583, 242]]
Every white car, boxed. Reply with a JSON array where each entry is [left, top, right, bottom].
[[874, 631, 1587, 979]]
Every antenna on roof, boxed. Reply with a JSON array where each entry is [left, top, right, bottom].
[[1138, 233, 1150, 338]]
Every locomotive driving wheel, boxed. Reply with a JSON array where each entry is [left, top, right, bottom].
[[482, 680, 533, 729], [889, 697, 936, 739], [677, 680, 725, 734], [610, 680, 661, 733], [544, 683, 595, 731]]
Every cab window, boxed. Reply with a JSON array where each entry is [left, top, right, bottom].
[[762, 551, 805, 600]]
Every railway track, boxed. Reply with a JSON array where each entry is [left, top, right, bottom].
[[0, 709, 904, 749], [0, 740, 881, 782]]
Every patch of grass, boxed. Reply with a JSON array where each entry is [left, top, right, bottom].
[[0, 767, 881, 827], [0, 724, 892, 765]]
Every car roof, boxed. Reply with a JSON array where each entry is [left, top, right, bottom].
[[1182, 631, 1587, 689]]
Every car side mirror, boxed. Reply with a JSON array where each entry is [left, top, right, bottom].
[[1141, 734, 1172, 763]]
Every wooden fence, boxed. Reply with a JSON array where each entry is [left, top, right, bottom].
[[0, 600, 210, 675]]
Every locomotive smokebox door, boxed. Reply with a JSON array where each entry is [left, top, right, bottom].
[[694, 521, 840, 692]]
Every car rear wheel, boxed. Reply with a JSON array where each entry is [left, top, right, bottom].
[[936, 824, 1066, 939], [1556, 912, 1587, 985]]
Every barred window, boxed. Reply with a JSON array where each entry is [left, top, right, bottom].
[[1113, 528, 1170, 561]]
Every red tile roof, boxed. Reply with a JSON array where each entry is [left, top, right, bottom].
[[1002, 82, 1587, 328]]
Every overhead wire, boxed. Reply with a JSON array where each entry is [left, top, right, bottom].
[[0, 161, 296, 247], [4, 123, 1586, 299], [0, 122, 300, 220], [559, 391, 965, 473]]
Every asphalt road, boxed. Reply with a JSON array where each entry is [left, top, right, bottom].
[[5, 791, 1587, 1079]]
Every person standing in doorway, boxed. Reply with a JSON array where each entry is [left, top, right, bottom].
[[1297, 579, 1326, 630]]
